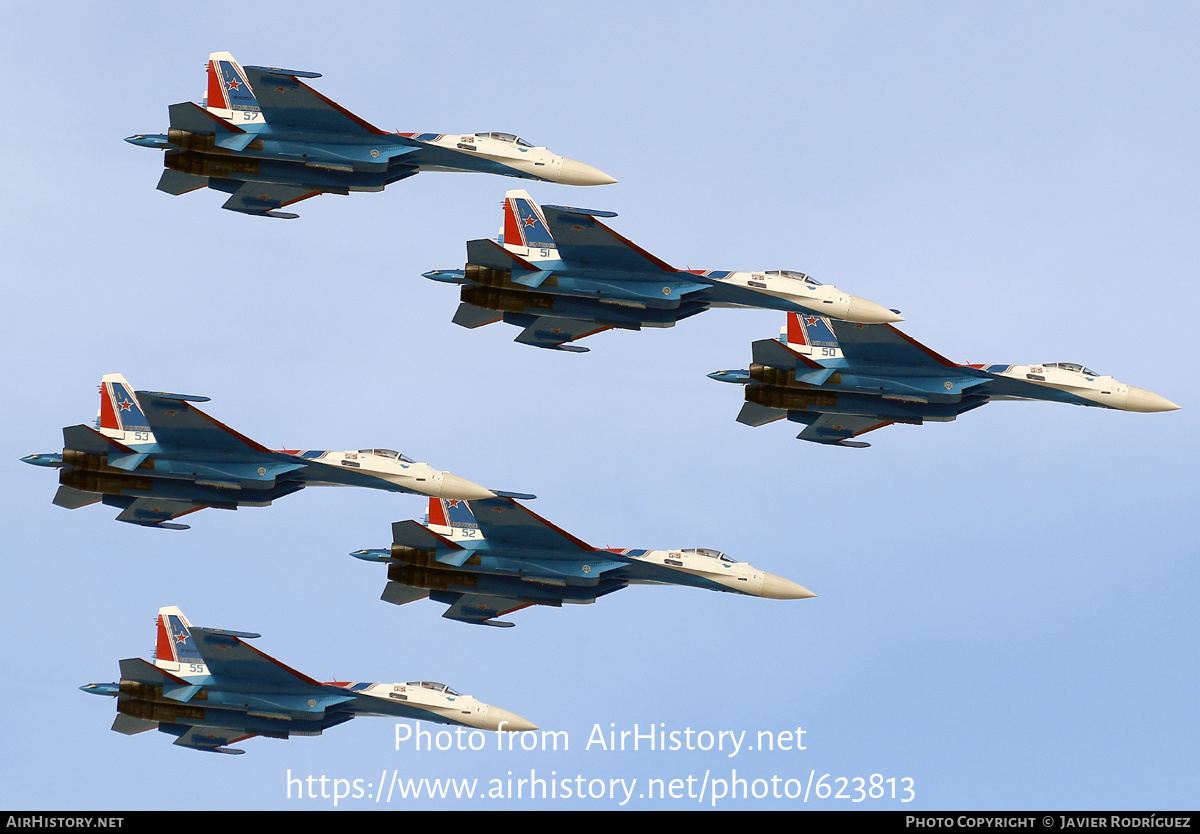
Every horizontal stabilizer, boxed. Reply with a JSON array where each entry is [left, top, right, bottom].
[[391, 519, 460, 551], [156, 169, 208, 196], [63, 424, 132, 457], [168, 101, 241, 135], [381, 582, 431, 607], [751, 338, 815, 370], [111, 714, 157, 736], [53, 485, 101, 510], [451, 302, 503, 329], [736, 402, 787, 427], [119, 657, 187, 687], [466, 238, 537, 272]]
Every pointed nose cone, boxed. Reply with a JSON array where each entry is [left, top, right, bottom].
[[1123, 386, 1181, 413], [845, 297, 904, 324], [437, 473, 498, 501], [488, 707, 539, 733], [22, 453, 63, 468], [759, 573, 817, 600], [556, 157, 618, 186]]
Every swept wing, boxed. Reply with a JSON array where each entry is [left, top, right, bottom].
[[240, 66, 388, 136], [540, 206, 675, 275], [464, 497, 594, 552]]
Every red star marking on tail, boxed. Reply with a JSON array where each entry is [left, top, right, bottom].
[[226, 78, 241, 92]]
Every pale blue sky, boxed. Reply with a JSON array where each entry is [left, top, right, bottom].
[[1, 1, 1196, 810]]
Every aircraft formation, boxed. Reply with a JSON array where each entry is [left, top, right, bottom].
[[36, 50, 1179, 753]]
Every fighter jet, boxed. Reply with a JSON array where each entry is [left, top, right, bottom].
[[423, 189, 901, 352], [709, 313, 1180, 448], [351, 496, 815, 627], [81, 606, 536, 754], [126, 52, 616, 218], [22, 374, 528, 529]]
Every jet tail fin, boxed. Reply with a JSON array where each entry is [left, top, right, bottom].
[[502, 190, 556, 250], [783, 312, 843, 358], [154, 607, 209, 674], [97, 374, 152, 434], [427, 497, 483, 532], [205, 52, 263, 123]]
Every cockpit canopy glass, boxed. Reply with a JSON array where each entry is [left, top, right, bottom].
[[407, 681, 462, 696], [1043, 362, 1099, 376], [359, 448, 415, 463], [766, 270, 822, 286], [682, 547, 736, 563], [475, 131, 534, 148]]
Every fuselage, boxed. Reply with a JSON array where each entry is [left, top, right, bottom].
[[413, 521, 814, 601], [28, 433, 495, 504], [715, 337, 1179, 424], [129, 127, 615, 189], [84, 673, 533, 740], [472, 240, 901, 324]]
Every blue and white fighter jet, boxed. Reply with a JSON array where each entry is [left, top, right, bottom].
[[423, 190, 901, 352], [351, 496, 815, 627], [709, 313, 1181, 448], [81, 607, 536, 754], [22, 374, 528, 529], [126, 52, 616, 218]]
